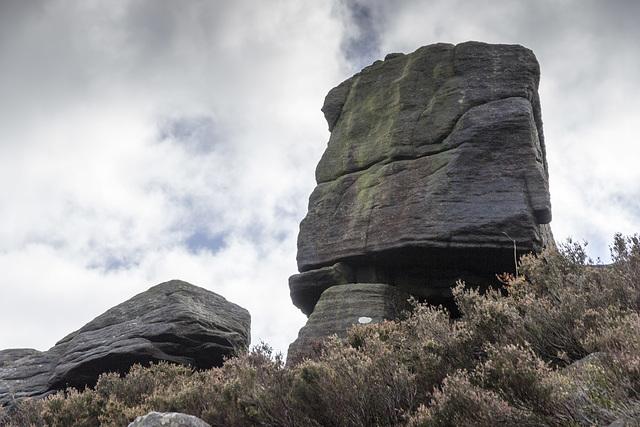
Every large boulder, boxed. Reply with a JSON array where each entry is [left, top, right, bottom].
[[0, 280, 250, 407], [289, 41, 553, 357]]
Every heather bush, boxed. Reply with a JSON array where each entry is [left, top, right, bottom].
[[474, 343, 557, 415], [516, 236, 640, 364], [345, 302, 474, 402], [291, 330, 417, 425], [2, 234, 640, 426], [407, 370, 534, 427]]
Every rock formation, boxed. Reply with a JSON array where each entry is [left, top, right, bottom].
[[0, 280, 250, 408], [289, 41, 553, 359]]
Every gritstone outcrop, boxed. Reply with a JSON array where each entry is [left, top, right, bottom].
[[0, 280, 250, 407], [289, 41, 554, 360]]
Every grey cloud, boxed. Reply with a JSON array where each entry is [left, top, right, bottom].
[[185, 230, 227, 255], [158, 116, 225, 155], [334, 0, 384, 70]]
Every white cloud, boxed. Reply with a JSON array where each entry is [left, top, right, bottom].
[[0, 0, 340, 354]]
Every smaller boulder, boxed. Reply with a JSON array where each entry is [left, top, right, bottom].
[[49, 280, 251, 390], [128, 411, 211, 427]]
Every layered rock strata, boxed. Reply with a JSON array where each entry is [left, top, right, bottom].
[[289, 41, 553, 358], [0, 280, 250, 407]]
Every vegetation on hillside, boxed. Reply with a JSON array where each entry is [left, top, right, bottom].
[[2, 234, 640, 426]]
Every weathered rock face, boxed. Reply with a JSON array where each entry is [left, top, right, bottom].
[[299, 41, 552, 275], [0, 280, 250, 407], [49, 280, 250, 390], [289, 262, 354, 316], [0, 348, 63, 405], [289, 41, 553, 358]]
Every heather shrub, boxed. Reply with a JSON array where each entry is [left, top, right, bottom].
[[608, 233, 640, 311], [474, 343, 557, 414], [345, 302, 474, 401], [407, 370, 533, 427], [556, 353, 630, 424], [292, 330, 417, 425], [40, 388, 107, 427], [39, 363, 197, 427], [199, 342, 297, 426], [474, 235, 640, 368], [2, 234, 640, 426], [452, 283, 522, 350], [0, 398, 44, 427]]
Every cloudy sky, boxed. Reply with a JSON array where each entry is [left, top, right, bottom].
[[1, 0, 638, 356]]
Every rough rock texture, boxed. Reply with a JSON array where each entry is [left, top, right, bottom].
[[289, 41, 553, 359], [0, 280, 250, 408], [288, 283, 409, 364], [0, 348, 63, 406], [49, 280, 250, 390], [299, 41, 552, 275], [128, 411, 212, 427], [289, 262, 354, 315]]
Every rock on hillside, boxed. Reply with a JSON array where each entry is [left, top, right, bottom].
[[0, 280, 250, 408], [289, 41, 554, 360]]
